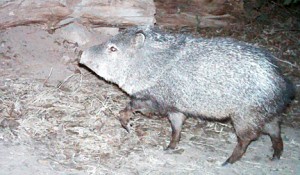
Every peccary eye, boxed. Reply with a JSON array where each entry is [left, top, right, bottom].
[[110, 46, 117, 52]]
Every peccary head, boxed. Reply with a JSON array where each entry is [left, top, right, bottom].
[[80, 27, 147, 90]]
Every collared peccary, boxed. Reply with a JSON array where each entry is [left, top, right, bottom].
[[80, 26, 294, 165]]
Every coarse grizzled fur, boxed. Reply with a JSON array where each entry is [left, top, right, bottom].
[[80, 26, 294, 165]]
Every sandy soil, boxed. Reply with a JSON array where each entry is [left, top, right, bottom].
[[0, 25, 299, 175]]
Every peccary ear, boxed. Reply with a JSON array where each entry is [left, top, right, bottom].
[[131, 30, 146, 49]]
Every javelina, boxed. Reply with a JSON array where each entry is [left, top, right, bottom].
[[80, 26, 294, 165]]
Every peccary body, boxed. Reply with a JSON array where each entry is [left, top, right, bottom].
[[80, 26, 294, 165]]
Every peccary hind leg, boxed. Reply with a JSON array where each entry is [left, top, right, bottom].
[[223, 117, 283, 166], [262, 118, 283, 160], [166, 112, 187, 149], [222, 135, 256, 166]]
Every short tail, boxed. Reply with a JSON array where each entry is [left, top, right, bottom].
[[284, 77, 296, 103]]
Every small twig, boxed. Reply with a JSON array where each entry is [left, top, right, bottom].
[[243, 160, 264, 166], [56, 74, 76, 89], [273, 57, 300, 70], [72, 70, 83, 94], [43, 67, 53, 86], [214, 124, 224, 133], [8, 103, 15, 118], [273, 29, 300, 33], [189, 142, 227, 153]]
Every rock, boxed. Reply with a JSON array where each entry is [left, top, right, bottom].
[[0, 0, 156, 31], [93, 27, 119, 37], [155, 0, 242, 28], [76, 0, 156, 27], [58, 22, 91, 45], [0, 0, 71, 30]]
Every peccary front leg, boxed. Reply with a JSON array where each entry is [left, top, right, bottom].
[[166, 112, 187, 149], [119, 97, 158, 132], [119, 107, 133, 133]]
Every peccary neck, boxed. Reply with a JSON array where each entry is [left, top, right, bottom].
[[117, 52, 172, 95], [118, 71, 156, 95]]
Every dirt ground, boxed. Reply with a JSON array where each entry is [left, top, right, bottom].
[[1, 21, 300, 175]]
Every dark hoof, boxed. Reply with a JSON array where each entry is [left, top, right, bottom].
[[164, 148, 173, 154], [121, 125, 130, 133], [222, 160, 230, 166], [164, 144, 177, 151], [164, 147, 184, 155], [270, 155, 280, 161], [269, 149, 282, 161], [222, 157, 235, 166], [164, 146, 174, 151]]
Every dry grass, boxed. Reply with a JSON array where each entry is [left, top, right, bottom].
[[1, 71, 127, 171]]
